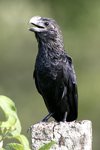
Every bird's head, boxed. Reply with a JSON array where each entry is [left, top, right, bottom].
[[28, 16, 64, 47]]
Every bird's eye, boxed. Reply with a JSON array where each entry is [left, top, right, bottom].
[[44, 22, 49, 26]]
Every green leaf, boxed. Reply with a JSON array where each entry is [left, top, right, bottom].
[[1, 148, 4, 150], [39, 141, 56, 150], [0, 138, 3, 149], [7, 143, 22, 150], [0, 95, 21, 136], [12, 134, 30, 150], [5, 146, 10, 150]]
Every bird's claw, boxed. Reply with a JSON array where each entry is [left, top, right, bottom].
[[27, 122, 42, 133], [27, 126, 33, 133], [42, 118, 48, 122]]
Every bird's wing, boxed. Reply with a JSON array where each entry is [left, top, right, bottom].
[[62, 55, 78, 120], [33, 70, 42, 95]]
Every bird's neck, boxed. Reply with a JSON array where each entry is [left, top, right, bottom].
[[38, 40, 65, 57]]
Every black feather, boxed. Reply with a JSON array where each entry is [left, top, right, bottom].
[[29, 16, 78, 122]]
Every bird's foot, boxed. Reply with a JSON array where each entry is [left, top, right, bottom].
[[72, 120, 77, 123], [27, 122, 41, 133], [62, 120, 66, 123], [27, 113, 54, 132], [62, 111, 68, 122], [42, 118, 48, 122], [27, 126, 33, 133], [42, 112, 54, 122]]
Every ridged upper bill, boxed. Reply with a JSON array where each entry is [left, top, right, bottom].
[[28, 16, 45, 32]]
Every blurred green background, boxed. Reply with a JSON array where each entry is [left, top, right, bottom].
[[0, 0, 100, 149]]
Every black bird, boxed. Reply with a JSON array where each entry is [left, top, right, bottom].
[[28, 16, 78, 122]]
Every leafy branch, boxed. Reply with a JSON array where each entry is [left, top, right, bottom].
[[0, 96, 55, 150]]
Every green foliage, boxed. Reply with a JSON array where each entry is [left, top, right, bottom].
[[0, 95, 21, 136], [0, 95, 30, 150], [7, 143, 22, 150], [0, 95, 55, 150], [5, 146, 10, 150], [39, 141, 56, 150]]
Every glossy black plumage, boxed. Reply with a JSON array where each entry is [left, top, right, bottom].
[[28, 16, 78, 122]]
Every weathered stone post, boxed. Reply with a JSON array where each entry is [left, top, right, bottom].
[[30, 120, 92, 150]]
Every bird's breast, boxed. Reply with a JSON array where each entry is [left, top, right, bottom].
[[35, 55, 63, 81]]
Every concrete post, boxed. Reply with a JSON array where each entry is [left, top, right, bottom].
[[30, 120, 92, 150]]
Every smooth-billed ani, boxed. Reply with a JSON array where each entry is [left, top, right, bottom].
[[28, 16, 78, 122]]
